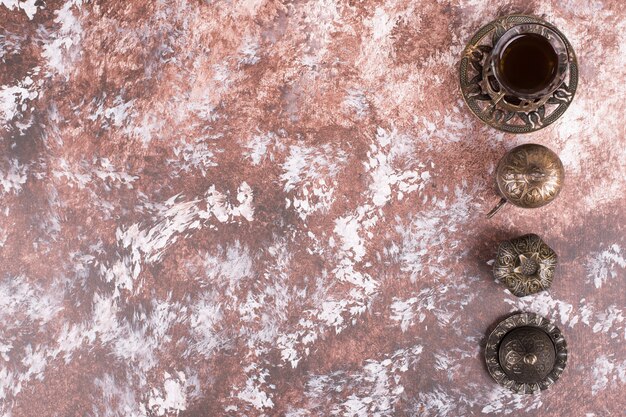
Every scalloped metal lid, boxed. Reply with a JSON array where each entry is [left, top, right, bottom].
[[485, 313, 567, 394]]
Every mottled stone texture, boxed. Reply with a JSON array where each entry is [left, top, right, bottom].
[[0, 1, 625, 416]]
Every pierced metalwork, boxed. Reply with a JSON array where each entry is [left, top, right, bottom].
[[460, 15, 578, 133], [485, 313, 567, 394]]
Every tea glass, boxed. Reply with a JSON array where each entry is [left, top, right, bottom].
[[488, 23, 569, 103]]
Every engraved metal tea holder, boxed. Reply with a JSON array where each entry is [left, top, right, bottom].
[[485, 313, 567, 394], [486, 143, 564, 218], [460, 15, 578, 133]]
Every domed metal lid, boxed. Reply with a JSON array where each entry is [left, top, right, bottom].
[[498, 326, 555, 383], [495, 143, 564, 208], [485, 313, 567, 394]]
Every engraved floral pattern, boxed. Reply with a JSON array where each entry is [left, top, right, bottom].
[[499, 327, 556, 383], [494, 234, 558, 297], [496, 144, 564, 208]]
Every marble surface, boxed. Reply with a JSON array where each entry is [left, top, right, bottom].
[[1, 1, 625, 416]]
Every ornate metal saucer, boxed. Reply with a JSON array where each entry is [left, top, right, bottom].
[[494, 234, 557, 297], [485, 313, 567, 394], [460, 15, 578, 133], [487, 143, 564, 218]]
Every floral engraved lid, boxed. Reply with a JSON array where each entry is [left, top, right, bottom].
[[487, 144, 564, 218], [494, 233, 557, 297], [485, 313, 567, 394]]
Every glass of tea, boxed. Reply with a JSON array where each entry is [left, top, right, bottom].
[[490, 23, 569, 101]]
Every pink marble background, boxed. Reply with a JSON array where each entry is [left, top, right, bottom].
[[1, 0, 625, 416]]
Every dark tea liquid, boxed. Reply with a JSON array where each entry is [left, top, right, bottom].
[[498, 33, 558, 94]]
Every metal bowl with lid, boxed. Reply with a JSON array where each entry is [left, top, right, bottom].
[[485, 312, 567, 394], [487, 143, 564, 218]]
